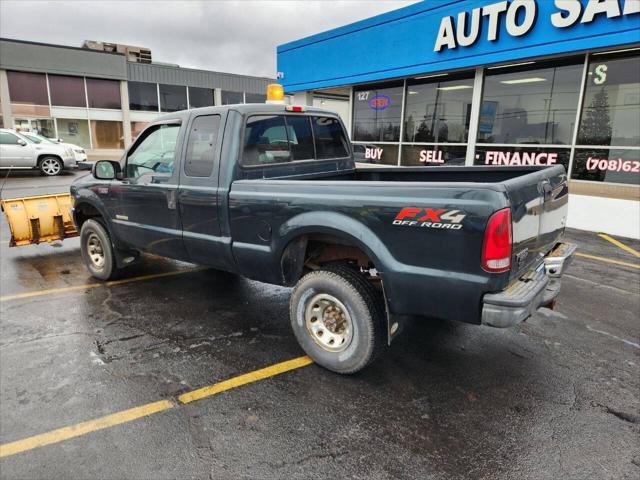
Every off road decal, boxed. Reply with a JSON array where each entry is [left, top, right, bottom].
[[393, 207, 466, 230]]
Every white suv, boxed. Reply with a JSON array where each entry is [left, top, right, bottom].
[[0, 129, 75, 176], [19, 131, 87, 163]]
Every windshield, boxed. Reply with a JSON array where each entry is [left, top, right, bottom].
[[14, 131, 41, 144], [19, 132, 42, 144], [23, 132, 56, 144]]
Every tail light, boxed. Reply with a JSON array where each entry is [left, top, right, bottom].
[[481, 208, 512, 273]]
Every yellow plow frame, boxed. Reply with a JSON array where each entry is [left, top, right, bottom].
[[1, 194, 78, 247]]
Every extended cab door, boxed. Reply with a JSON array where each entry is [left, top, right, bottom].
[[112, 121, 189, 260], [177, 113, 234, 270]]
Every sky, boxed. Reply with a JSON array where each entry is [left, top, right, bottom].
[[0, 0, 419, 78]]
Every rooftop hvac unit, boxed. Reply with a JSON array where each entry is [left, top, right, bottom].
[[82, 40, 152, 64]]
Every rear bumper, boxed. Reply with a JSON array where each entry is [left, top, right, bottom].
[[481, 242, 576, 328]]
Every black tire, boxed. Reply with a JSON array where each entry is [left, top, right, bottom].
[[80, 219, 119, 280], [289, 264, 386, 374], [39, 156, 63, 176]]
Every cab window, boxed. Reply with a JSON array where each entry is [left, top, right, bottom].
[[243, 115, 291, 165], [243, 115, 315, 166], [184, 115, 220, 177], [125, 124, 180, 179], [312, 116, 349, 159]]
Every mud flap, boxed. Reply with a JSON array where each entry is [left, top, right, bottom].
[[382, 281, 403, 345]]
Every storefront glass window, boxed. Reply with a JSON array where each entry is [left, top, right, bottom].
[[404, 75, 473, 143], [49, 75, 87, 107], [14, 118, 56, 138], [188, 87, 214, 108], [353, 82, 403, 142], [159, 84, 187, 112], [128, 81, 159, 111], [478, 60, 583, 145], [221, 91, 244, 105], [57, 118, 90, 148], [245, 93, 267, 103], [86, 78, 121, 109], [352, 144, 399, 166], [401, 145, 467, 166], [91, 120, 124, 149], [131, 122, 149, 140], [577, 53, 640, 147], [7, 71, 49, 105], [474, 145, 571, 170], [572, 148, 639, 185]]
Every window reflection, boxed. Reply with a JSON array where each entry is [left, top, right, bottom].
[[353, 82, 403, 142], [404, 76, 473, 143], [578, 52, 640, 147], [159, 84, 187, 112], [128, 81, 159, 111], [57, 118, 91, 149], [87, 78, 121, 109], [245, 93, 266, 103], [478, 60, 583, 145], [188, 87, 214, 108], [572, 148, 639, 185], [221, 91, 244, 105], [49, 75, 87, 107], [7, 71, 48, 105]]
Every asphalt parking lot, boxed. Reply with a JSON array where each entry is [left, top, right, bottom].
[[0, 170, 639, 480]]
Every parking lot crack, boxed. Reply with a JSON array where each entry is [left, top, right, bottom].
[[0, 331, 93, 347], [102, 333, 146, 345], [257, 449, 349, 470]]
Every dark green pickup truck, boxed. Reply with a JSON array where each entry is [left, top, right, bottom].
[[71, 103, 575, 373]]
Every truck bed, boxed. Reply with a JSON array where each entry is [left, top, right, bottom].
[[229, 164, 568, 323]]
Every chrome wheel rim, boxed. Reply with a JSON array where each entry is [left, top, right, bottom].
[[42, 158, 61, 175], [305, 293, 353, 352], [87, 233, 105, 268]]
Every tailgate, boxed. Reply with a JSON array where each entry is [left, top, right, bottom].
[[504, 165, 569, 280]]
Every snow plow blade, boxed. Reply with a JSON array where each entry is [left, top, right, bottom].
[[0, 194, 78, 247]]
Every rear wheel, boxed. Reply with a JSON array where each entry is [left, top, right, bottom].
[[39, 156, 63, 176], [289, 265, 386, 374], [80, 219, 119, 280]]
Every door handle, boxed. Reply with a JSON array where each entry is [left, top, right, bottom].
[[538, 179, 553, 201], [166, 189, 177, 210]]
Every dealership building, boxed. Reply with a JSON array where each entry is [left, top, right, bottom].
[[0, 37, 271, 158], [278, 0, 640, 238]]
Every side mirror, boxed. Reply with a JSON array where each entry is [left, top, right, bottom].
[[92, 160, 122, 180], [17, 139, 27, 146]]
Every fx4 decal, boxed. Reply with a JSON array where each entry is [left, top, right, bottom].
[[393, 207, 466, 230]]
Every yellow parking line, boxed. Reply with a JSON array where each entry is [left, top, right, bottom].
[[0, 400, 173, 458], [178, 355, 314, 404], [0, 267, 205, 302], [598, 233, 640, 258], [575, 252, 640, 270], [0, 356, 313, 458]]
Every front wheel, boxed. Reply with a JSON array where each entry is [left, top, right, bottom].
[[289, 265, 386, 374], [80, 219, 119, 280], [39, 156, 63, 176]]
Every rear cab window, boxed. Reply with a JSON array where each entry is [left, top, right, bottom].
[[184, 115, 221, 177], [242, 114, 349, 166]]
